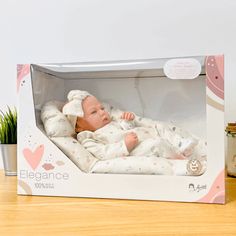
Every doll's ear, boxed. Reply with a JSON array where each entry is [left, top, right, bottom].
[[75, 117, 84, 133], [75, 117, 94, 132]]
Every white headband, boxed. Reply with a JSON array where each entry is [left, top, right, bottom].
[[62, 90, 91, 128]]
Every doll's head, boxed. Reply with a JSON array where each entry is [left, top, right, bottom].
[[75, 96, 111, 132], [63, 90, 111, 133]]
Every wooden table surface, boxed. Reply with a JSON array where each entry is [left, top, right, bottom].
[[0, 170, 236, 236]]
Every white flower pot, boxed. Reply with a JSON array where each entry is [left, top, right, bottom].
[[0, 144, 17, 176]]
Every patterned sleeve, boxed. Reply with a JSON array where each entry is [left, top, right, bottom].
[[80, 137, 129, 160]]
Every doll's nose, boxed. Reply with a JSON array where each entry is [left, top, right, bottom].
[[99, 109, 105, 115]]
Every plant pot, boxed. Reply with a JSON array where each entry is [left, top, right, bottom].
[[0, 144, 17, 176]]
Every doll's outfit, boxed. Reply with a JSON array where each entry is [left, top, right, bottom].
[[77, 119, 198, 160]]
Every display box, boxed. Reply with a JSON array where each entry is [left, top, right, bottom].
[[17, 55, 225, 203]]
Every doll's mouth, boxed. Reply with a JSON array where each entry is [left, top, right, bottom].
[[103, 117, 110, 123]]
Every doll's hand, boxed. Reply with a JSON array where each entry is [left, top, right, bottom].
[[121, 112, 135, 121], [125, 132, 139, 152]]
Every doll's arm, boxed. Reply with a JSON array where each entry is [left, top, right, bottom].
[[80, 138, 129, 160]]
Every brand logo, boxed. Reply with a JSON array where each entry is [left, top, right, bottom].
[[188, 183, 207, 193], [187, 159, 202, 176], [21, 144, 69, 189], [20, 170, 69, 182]]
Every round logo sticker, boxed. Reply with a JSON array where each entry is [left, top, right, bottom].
[[187, 159, 202, 176]]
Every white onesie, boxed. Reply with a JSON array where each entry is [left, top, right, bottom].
[[77, 119, 198, 161]]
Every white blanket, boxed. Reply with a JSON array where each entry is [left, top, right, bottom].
[[90, 156, 206, 176]]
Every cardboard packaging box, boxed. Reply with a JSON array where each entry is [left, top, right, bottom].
[[17, 55, 225, 203]]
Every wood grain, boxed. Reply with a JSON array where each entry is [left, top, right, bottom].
[[0, 170, 236, 236]]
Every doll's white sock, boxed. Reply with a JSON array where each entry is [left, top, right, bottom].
[[179, 138, 198, 157]]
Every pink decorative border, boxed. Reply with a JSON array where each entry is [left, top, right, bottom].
[[202, 55, 225, 203], [17, 64, 30, 92], [205, 55, 224, 100], [197, 169, 225, 204]]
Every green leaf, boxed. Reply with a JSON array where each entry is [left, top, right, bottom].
[[0, 107, 17, 144]]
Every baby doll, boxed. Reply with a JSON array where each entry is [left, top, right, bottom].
[[63, 90, 198, 161]]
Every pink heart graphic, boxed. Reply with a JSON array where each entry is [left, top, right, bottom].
[[23, 145, 44, 170]]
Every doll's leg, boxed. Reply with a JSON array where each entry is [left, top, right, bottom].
[[153, 139, 187, 160], [155, 123, 198, 157], [130, 139, 161, 157], [131, 138, 186, 159]]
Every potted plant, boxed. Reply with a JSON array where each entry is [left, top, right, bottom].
[[0, 107, 17, 176]]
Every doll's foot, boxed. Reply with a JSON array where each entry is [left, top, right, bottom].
[[166, 152, 187, 160], [180, 138, 198, 157], [172, 153, 187, 160]]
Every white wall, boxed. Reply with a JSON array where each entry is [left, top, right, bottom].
[[0, 0, 236, 168]]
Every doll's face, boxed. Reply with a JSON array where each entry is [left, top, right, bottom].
[[76, 96, 111, 132]]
